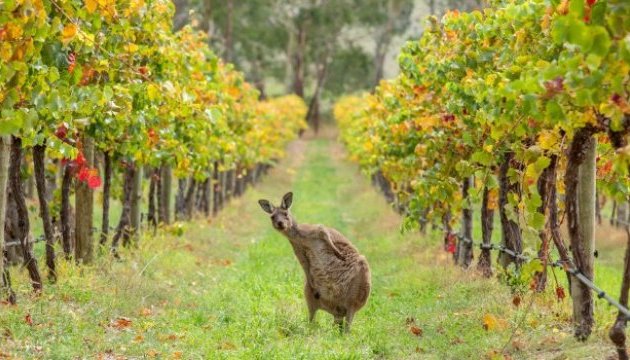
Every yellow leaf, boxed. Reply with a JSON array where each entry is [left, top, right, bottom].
[[0, 42, 12, 62], [538, 129, 559, 151], [125, 43, 138, 53], [483, 314, 498, 331], [85, 0, 97, 13], [5, 23, 23, 40], [61, 24, 78, 44]]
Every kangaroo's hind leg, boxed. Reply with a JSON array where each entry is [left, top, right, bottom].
[[304, 281, 319, 322], [344, 309, 355, 333]]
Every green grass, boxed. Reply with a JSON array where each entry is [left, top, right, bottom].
[[1, 136, 624, 359]]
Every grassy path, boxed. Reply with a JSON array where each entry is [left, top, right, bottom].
[[0, 135, 618, 359]]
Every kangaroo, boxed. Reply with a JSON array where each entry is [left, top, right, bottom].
[[258, 192, 371, 332]]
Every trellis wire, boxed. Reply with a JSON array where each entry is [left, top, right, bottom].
[[440, 215, 630, 321]]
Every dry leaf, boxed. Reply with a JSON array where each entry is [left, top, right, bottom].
[[409, 326, 423, 337], [146, 349, 159, 358], [219, 342, 236, 350], [512, 295, 521, 307], [140, 308, 152, 317], [171, 352, 183, 359], [24, 314, 33, 326], [110, 317, 132, 330], [61, 24, 78, 44], [483, 314, 498, 331], [555, 286, 566, 301]]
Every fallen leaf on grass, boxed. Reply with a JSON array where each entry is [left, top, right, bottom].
[[409, 326, 423, 337], [96, 351, 125, 360], [133, 334, 144, 343], [511, 339, 525, 351], [219, 342, 236, 350], [109, 317, 132, 330], [146, 349, 159, 358], [140, 308, 152, 317], [24, 314, 33, 326], [158, 333, 179, 341], [218, 259, 232, 266], [171, 351, 183, 359], [555, 286, 566, 301], [485, 350, 513, 360], [512, 295, 521, 307], [482, 314, 507, 331]]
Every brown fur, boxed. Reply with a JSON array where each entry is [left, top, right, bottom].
[[259, 192, 371, 332]]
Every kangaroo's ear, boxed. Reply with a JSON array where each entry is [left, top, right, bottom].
[[258, 199, 274, 214], [281, 192, 293, 210]]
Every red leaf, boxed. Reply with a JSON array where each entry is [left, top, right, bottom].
[[25, 314, 33, 326], [409, 325, 423, 337], [555, 286, 566, 301], [88, 175, 102, 189], [77, 167, 90, 182], [512, 295, 521, 307], [75, 153, 87, 167], [55, 123, 68, 140], [444, 233, 457, 253]]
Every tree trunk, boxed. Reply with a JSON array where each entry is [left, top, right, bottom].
[[148, 168, 158, 233], [306, 54, 330, 133], [33, 144, 56, 282], [159, 165, 172, 224], [184, 177, 196, 220], [458, 177, 473, 268], [75, 136, 95, 264], [498, 152, 523, 268], [534, 157, 557, 292], [612, 201, 618, 226], [0, 136, 15, 303], [224, 0, 234, 62], [200, 177, 211, 216], [61, 162, 73, 259], [175, 178, 186, 220], [545, 155, 573, 270], [112, 164, 135, 254], [157, 167, 163, 225], [212, 162, 220, 216], [292, 24, 306, 98], [477, 186, 494, 277], [224, 169, 233, 202], [373, 14, 393, 87], [100, 151, 112, 245], [618, 202, 628, 228], [129, 164, 143, 244], [609, 227, 630, 360], [565, 129, 596, 341], [10, 136, 42, 292]]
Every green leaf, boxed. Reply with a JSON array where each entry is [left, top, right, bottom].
[[472, 150, 493, 166], [567, 20, 592, 51], [569, 0, 584, 18], [551, 16, 571, 44], [545, 100, 564, 123], [590, 2, 606, 25], [590, 27, 611, 57], [0, 110, 24, 135]]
